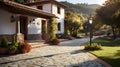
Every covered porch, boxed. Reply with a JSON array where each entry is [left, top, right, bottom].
[[0, 0, 55, 42]]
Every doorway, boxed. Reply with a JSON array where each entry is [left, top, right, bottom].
[[19, 16, 28, 40], [41, 20, 47, 40]]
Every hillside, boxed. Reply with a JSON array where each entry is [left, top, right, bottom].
[[60, 1, 101, 15]]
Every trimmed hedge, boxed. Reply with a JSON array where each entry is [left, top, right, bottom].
[[85, 43, 102, 51]]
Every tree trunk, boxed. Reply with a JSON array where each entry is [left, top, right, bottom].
[[118, 27, 120, 37], [85, 30, 88, 36], [112, 26, 116, 39]]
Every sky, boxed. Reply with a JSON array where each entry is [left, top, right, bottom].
[[57, 0, 107, 5]]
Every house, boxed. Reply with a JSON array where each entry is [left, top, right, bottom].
[[0, 0, 66, 42], [25, 0, 66, 35], [0, 0, 56, 42]]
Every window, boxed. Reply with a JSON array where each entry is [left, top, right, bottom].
[[58, 23, 61, 31], [37, 5, 43, 10], [57, 6, 61, 14]]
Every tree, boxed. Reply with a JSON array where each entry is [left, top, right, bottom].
[[65, 11, 82, 37], [113, 5, 120, 34], [95, 0, 120, 39], [104, 0, 120, 6], [82, 21, 90, 36], [93, 15, 104, 31]]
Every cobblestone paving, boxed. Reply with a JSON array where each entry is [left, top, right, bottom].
[[0, 37, 104, 67]]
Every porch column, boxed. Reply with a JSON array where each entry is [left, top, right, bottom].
[[45, 20, 48, 34], [15, 16, 24, 43], [17, 20, 20, 34]]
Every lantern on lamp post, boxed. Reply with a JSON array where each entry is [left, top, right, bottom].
[[89, 17, 93, 46]]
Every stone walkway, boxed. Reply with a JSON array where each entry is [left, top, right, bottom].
[[0, 37, 104, 67]]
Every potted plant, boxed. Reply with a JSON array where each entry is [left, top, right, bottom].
[[20, 41, 31, 53], [0, 47, 8, 54], [8, 41, 18, 54], [8, 45, 17, 54], [0, 36, 9, 54]]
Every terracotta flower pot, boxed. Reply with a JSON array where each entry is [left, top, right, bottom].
[[22, 49, 28, 53], [0, 47, 7, 54], [8, 50, 16, 54]]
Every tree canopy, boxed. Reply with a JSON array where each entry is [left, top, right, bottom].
[[95, 0, 120, 38], [65, 11, 83, 37]]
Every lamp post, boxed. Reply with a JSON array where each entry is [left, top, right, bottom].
[[89, 17, 93, 46]]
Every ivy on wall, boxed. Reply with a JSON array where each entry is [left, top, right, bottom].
[[48, 18, 58, 41]]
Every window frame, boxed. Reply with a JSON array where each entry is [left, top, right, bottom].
[[57, 6, 61, 14], [58, 22, 61, 31], [37, 5, 43, 10]]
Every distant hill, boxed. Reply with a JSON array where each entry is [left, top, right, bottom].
[[60, 1, 101, 15]]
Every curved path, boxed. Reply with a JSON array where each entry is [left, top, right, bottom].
[[0, 37, 104, 67]]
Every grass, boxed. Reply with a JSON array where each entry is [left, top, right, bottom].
[[90, 37, 120, 67]]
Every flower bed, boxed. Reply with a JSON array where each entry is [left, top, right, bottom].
[[0, 36, 31, 55]]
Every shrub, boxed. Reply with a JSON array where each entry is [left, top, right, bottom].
[[9, 45, 17, 51], [8, 45, 17, 54], [20, 41, 31, 53], [85, 43, 102, 51], [8, 41, 19, 54], [48, 18, 57, 42], [0, 36, 9, 48], [11, 41, 19, 47], [0, 36, 32, 54]]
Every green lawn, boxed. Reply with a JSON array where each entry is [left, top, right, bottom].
[[90, 37, 120, 67]]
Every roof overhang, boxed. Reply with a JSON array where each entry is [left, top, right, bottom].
[[0, 0, 56, 19], [25, 0, 67, 8]]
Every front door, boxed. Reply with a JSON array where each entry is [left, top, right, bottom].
[[19, 16, 28, 40], [41, 20, 47, 40]]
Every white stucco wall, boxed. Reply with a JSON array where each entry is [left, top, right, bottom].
[[52, 4, 65, 34], [43, 4, 52, 13], [28, 6, 42, 34], [0, 9, 42, 35], [28, 17, 42, 34], [30, 3, 65, 34], [30, 4, 52, 13], [0, 9, 16, 34]]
